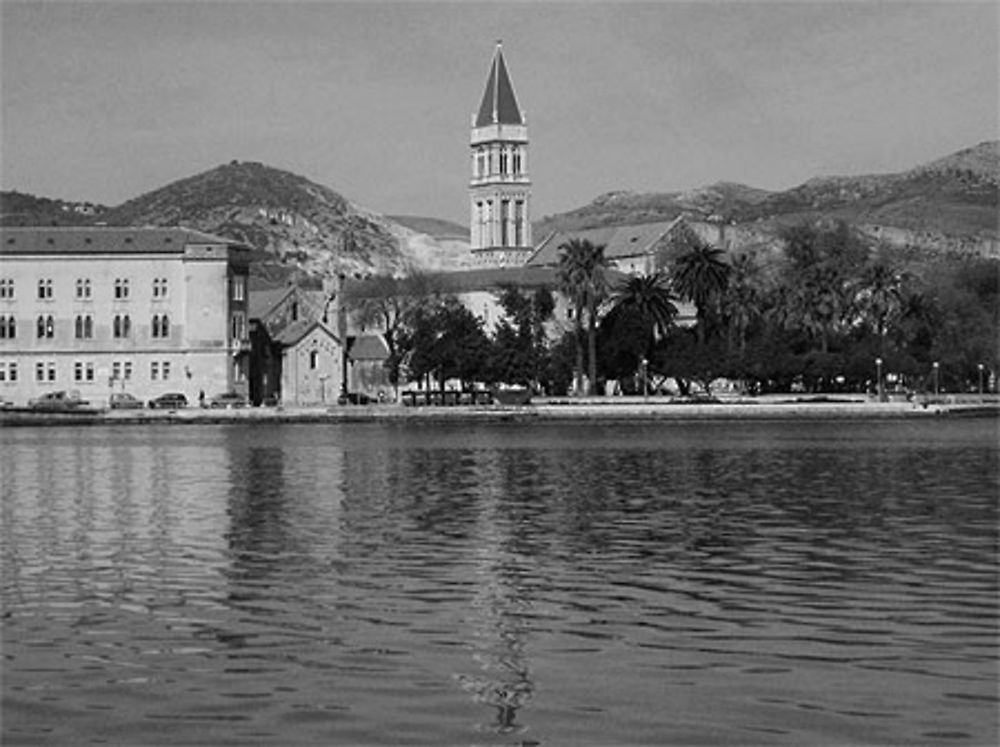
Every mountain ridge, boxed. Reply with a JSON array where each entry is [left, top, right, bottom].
[[535, 141, 998, 257], [2, 141, 997, 273]]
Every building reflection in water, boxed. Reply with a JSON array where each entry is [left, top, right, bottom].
[[218, 430, 345, 652]]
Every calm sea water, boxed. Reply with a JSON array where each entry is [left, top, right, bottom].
[[2, 419, 997, 746]]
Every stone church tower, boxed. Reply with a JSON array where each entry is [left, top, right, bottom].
[[470, 42, 532, 266]]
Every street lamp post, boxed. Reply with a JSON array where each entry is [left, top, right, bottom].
[[978, 363, 984, 396], [875, 357, 883, 402], [932, 361, 940, 396], [641, 358, 648, 402]]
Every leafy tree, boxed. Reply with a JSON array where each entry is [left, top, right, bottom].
[[598, 307, 652, 388], [398, 296, 490, 391], [489, 285, 555, 389], [343, 272, 442, 389], [542, 332, 579, 397], [654, 328, 728, 397], [778, 221, 868, 354], [557, 239, 609, 395], [602, 272, 678, 383]]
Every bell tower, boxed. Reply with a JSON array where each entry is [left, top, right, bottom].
[[470, 42, 532, 266]]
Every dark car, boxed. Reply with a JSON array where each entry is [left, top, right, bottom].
[[29, 390, 89, 411], [109, 392, 144, 410], [148, 392, 188, 409], [337, 392, 372, 405], [209, 391, 247, 409]]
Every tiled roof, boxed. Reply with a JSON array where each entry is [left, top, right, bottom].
[[345, 265, 628, 297], [348, 334, 390, 361], [273, 319, 338, 347], [0, 226, 250, 255], [526, 218, 685, 267], [248, 286, 295, 320], [475, 43, 524, 127]]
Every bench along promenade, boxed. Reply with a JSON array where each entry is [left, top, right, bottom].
[[2, 393, 997, 426]]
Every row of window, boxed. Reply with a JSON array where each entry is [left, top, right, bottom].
[[0, 360, 176, 384], [0, 314, 173, 340], [0, 277, 169, 301], [474, 198, 527, 247], [473, 145, 525, 179], [3, 275, 248, 303]]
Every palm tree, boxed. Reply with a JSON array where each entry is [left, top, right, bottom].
[[721, 253, 763, 354], [671, 239, 731, 342], [857, 261, 905, 355], [606, 272, 678, 359], [558, 239, 609, 395]]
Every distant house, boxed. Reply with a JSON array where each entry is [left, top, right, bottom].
[[346, 333, 391, 400], [528, 216, 706, 276], [275, 320, 343, 406], [248, 282, 343, 406]]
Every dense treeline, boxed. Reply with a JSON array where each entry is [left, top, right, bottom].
[[349, 221, 998, 397]]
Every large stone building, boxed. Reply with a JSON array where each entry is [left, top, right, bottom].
[[469, 42, 532, 267], [0, 227, 251, 406]]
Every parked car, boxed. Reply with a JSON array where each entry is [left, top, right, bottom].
[[29, 390, 89, 411], [337, 392, 372, 405], [209, 391, 247, 409], [148, 392, 188, 409], [109, 392, 144, 410]]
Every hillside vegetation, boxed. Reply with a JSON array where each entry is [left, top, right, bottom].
[[0, 191, 108, 226], [535, 141, 999, 258]]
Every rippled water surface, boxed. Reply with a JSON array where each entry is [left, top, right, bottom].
[[2, 419, 998, 745]]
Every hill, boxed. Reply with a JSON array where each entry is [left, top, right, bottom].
[[6, 162, 474, 278], [0, 191, 108, 227], [535, 141, 999, 257], [97, 161, 416, 278]]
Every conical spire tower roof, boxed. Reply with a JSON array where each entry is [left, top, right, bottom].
[[475, 42, 524, 127]]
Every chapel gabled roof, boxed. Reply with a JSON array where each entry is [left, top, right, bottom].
[[475, 42, 524, 127]]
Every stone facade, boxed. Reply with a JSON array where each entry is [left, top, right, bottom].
[[0, 227, 250, 407]]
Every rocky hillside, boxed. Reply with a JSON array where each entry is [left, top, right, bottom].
[[2, 166, 475, 279], [98, 161, 424, 278], [535, 141, 999, 257], [388, 215, 469, 241]]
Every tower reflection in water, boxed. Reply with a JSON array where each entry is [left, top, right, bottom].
[[456, 448, 536, 736]]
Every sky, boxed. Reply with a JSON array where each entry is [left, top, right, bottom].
[[1, 0, 997, 225]]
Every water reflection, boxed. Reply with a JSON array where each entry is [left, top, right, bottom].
[[460, 450, 537, 735], [2, 419, 997, 746]]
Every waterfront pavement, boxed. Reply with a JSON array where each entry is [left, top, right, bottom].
[[4, 394, 997, 426]]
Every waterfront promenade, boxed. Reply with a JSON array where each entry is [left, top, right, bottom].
[[3, 394, 997, 426]]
